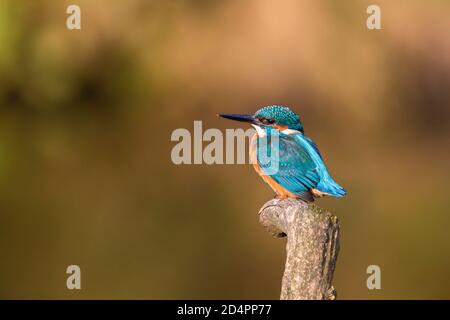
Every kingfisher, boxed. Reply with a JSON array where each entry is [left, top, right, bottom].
[[219, 105, 346, 202]]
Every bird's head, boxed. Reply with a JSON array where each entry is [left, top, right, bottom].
[[219, 105, 304, 134]]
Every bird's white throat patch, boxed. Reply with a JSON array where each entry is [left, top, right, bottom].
[[252, 124, 266, 137], [252, 125, 301, 137], [281, 128, 302, 135]]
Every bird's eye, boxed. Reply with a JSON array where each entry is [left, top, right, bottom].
[[263, 118, 274, 124], [259, 117, 274, 125], [257, 117, 275, 125]]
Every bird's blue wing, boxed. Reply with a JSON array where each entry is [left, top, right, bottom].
[[303, 136, 323, 160], [257, 132, 320, 195]]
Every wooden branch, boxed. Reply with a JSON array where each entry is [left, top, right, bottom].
[[259, 198, 340, 300]]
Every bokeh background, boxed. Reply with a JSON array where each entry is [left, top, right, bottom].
[[0, 0, 449, 299]]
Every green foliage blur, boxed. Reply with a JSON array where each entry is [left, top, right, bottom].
[[0, 0, 449, 299]]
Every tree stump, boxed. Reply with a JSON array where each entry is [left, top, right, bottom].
[[259, 198, 340, 300]]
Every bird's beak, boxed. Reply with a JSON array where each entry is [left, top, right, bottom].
[[218, 114, 262, 126]]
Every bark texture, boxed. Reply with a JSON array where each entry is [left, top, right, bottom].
[[259, 198, 340, 300]]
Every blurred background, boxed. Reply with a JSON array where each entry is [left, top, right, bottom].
[[0, 0, 449, 299]]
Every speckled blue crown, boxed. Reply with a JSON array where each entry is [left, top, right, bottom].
[[255, 105, 303, 132]]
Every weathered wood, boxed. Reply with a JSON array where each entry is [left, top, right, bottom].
[[259, 198, 340, 300]]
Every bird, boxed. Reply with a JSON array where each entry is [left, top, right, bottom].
[[219, 105, 346, 202]]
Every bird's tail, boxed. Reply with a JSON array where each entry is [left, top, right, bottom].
[[317, 179, 347, 197]]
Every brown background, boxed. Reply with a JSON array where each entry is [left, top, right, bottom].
[[0, 0, 449, 299]]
